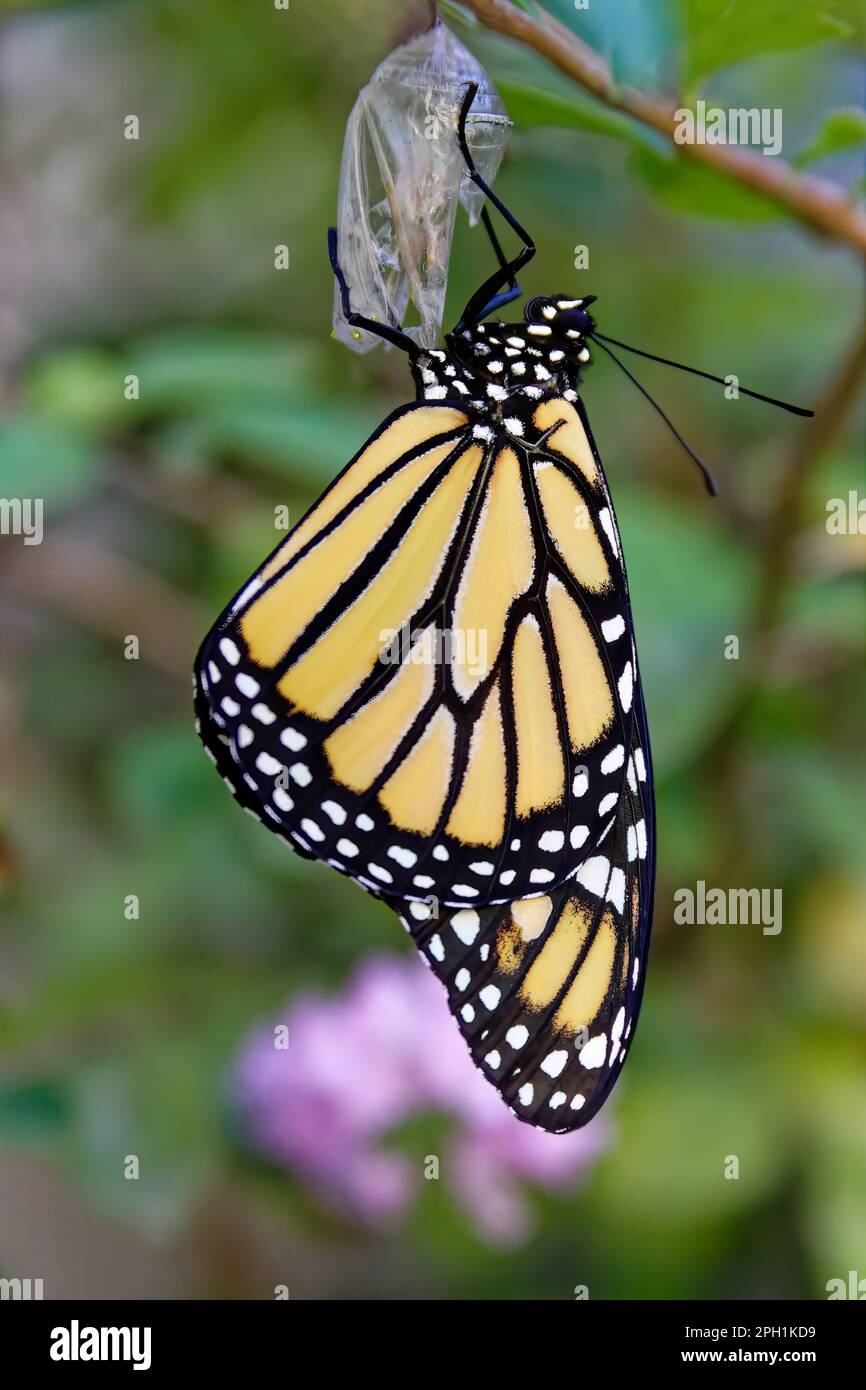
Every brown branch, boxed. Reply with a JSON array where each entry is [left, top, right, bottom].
[[6, 532, 207, 682], [458, 0, 866, 257], [751, 317, 866, 641]]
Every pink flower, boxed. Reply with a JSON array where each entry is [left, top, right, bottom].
[[232, 953, 607, 1245]]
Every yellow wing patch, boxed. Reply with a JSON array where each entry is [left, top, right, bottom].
[[553, 909, 618, 1033], [546, 577, 614, 750], [445, 681, 507, 847], [518, 898, 593, 1012], [277, 444, 481, 719], [534, 462, 610, 594], [257, 405, 469, 584], [324, 630, 436, 791], [378, 706, 456, 835], [242, 439, 461, 668], [451, 446, 535, 699], [533, 398, 599, 486]]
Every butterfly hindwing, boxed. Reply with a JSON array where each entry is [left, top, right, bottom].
[[391, 680, 654, 1132]]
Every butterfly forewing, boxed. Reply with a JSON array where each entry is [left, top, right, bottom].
[[195, 391, 642, 912]]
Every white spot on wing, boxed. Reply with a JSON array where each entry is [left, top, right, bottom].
[[452, 910, 480, 945], [538, 830, 564, 852], [600, 744, 625, 775], [578, 1033, 607, 1069], [256, 752, 283, 777], [607, 866, 626, 913], [576, 856, 610, 897], [598, 507, 619, 558], [280, 728, 307, 752], [388, 845, 417, 868], [618, 662, 633, 712], [479, 985, 501, 1010], [530, 868, 555, 884], [541, 1049, 568, 1079]]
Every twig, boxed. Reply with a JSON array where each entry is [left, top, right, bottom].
[[751, 317, 866, 641], [457, 0, 866, 258], [709, 318, 866, 759], [5, 532, 207, 682]]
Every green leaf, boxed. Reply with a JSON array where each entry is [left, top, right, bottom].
[[64, 1042, 222, 1232], [525, 0, 678, 88], [679, 0, 851, 92], [793, 107, 866, 167], [0, 417, 103, 513], [122, 329, 313, 415], [23, 347, 127, 433], [616, 488, 755, 770], [0, 1081, 70, 1144], [594, 999, 791, 1233], [818, 0, 866, 48], [628, 146, 785, 221], [796, 1055, 866, 1289], [759, 748, 866, 867], [105, 723, 220, 832], [206, 401, 382, 483], [497, 80, 653, 149]]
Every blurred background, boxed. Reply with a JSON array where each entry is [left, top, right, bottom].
[[0, 0, 864, 1300]]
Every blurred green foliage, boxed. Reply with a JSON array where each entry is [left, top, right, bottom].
[[0, 0, 863, 1299]]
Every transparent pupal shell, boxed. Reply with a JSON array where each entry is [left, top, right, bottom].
[[332, 19, 510, 353]]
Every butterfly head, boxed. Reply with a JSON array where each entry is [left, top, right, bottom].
[[525, 295, 597, 342]]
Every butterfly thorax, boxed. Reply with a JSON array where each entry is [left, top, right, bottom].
[[413, 295, 596, 435]]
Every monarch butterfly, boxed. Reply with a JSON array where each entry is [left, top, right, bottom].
[[194, 85, 811, 1132]]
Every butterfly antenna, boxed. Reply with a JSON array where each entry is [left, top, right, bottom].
[[591, 335, 719, 496], [593, 332, 814, 417]]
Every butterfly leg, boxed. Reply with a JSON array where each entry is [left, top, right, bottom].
[[452, 82, 537, 334], [327, 227, 420, 356]]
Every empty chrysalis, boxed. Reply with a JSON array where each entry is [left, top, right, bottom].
[[332, 17, 510, 353]]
